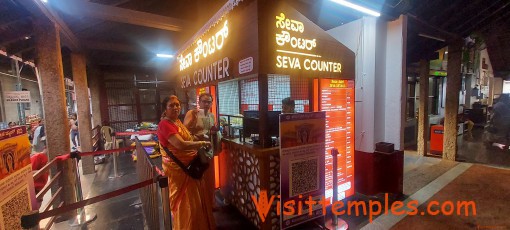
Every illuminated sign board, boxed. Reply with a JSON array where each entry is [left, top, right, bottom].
[[181, 57, 231, 88], [274, 13, 342, 73], [320, 79, 355, 201], [429, 70, 447, 77], [179, 20, 229, 71]]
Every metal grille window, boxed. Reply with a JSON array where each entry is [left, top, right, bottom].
[[139, 89, 157, 121], [218, 80, 239, 115], [105, 81, 136, 105], [139, 89, 157, 102], [268, 75, 309, 112], [241, 77, 259, 112], [268, 75, 290, 111], [108, 105, 137, 121], [105, 81, 137, 132], [111, 122, 138, 133]]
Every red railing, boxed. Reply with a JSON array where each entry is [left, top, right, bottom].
[[30, 155, 68, 230], [22, 129, 169, 230]]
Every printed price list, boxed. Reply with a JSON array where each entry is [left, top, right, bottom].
[[320, 79, 355, 200]]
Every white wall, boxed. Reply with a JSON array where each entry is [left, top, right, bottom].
[[327, 16, 406, 152], [374, 20, 387, 145], [494, 77, 503, 95], [328, 17, 375, 153], [383, 17, 405, 150], [0, 71, 43, 124]]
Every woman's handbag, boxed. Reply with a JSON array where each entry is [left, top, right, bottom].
[[210, 126, 222, 155], [162, 145, 210, 179]]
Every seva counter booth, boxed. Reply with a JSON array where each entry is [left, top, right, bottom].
[[173, 0, 356, 229]]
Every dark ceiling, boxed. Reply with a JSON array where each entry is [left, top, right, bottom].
[[0, 0, 508, 76], [402, 0, 510, 75]]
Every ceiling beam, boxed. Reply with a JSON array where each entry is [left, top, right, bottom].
[[61, 0, 187, 32], [97, 59, 156, 68], [451, 0, 504, 33], [459, 1, 510, 36], [0, 17, 31, 30], [12, 46, 35, 56], [82, 40, 139, 53], [17, 0, 81, 51], [407, 14, 460, 42], [0, 31, 32, 47], [71, 0, 131, 33]]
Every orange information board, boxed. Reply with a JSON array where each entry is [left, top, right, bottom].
[[320, 79, 355, 201]]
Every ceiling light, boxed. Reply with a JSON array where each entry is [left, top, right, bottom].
[[330, 0, 381, 17], [41, 0, 48, 2], [156, 54, 174, 58]]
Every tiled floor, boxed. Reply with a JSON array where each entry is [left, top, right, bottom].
[[392, 164, 510, 230], [406, 127, 510, 169], [49, 130, 509, 229], [53, 152, 145, 230], [456, 128, 510, 168]]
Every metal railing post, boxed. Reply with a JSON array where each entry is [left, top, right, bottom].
[[331, 148, 339, 226], [158, 176, 172, 229], [56, 155, 78, 221], [70, 154, 97, 226], [109, 136, 124, 179], [135, 138, 160, 229]]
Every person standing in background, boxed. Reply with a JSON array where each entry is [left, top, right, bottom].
[[69, 113, 80, 150], [184, 93, 218, 209], [282, 97, 295, 114], [487, 94, 510, 149], [32, 119, 46, 152], [184, 93, 216, 143], [158, 95, 215, 229]]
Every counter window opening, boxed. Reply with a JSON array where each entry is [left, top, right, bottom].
[[217, 75, 310, 141]]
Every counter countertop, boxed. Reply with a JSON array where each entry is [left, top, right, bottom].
[[221, 138, 279, 155]]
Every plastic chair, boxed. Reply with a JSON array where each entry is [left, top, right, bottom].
[[101, 126, 123, 150]]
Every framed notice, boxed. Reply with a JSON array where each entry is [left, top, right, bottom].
[[279, 112, 326, 229], [0, 127, 36, 230], [4, 91, 30, 103]]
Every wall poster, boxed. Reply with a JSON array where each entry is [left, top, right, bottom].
[[279, 112, 326, 229], [0, 126, 36, 230]]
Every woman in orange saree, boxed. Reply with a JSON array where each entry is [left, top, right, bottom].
[[157, 95, 215, 230]]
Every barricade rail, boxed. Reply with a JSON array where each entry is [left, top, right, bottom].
[[135, 137, 171, 229], [30, 154, 69, 230], [22, 147, 132, 230], [91, 125, 101, 151], [22, 141, 171, 229]]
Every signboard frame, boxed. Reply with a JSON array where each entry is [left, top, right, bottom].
[[0, 126, 37, 230], [279, 112, 326, 229], [3, 91, 31, 103]]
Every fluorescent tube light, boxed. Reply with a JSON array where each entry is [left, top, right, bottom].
[[418, 33, 445, 42], [330, 0, 381, 17], [156, 54, 174, 58]]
